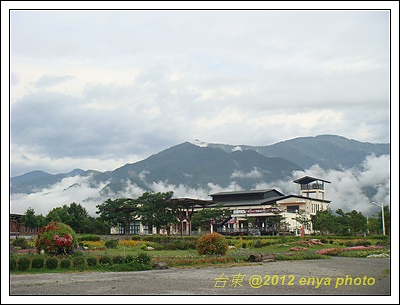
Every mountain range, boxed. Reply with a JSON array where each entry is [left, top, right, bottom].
[[10, 134, 390, 197]]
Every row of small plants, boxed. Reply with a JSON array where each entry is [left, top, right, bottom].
[[10, 221, 390, 274], [10, 252, 153, 273]]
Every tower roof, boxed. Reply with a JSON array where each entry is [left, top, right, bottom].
[[293, 176, 331, 184]]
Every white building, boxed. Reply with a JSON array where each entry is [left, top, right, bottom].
[[209, 176, 331, 235]]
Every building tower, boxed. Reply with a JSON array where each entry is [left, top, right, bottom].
[[293, 176, 331, 200]]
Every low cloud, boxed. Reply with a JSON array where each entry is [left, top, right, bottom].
[[231, 167, 263, 179], [10, 175, 110, 216], [10, 155, 390, 217]]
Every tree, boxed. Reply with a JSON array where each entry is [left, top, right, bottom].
[[191, 205, 230, 231], [311, 209, 336, 235], [266, 204, 286, 235], [347, 210, 367, 236], [85, 216, 109, 235], [21, 207, 39, 230], [368, 205, 390, 236], [45, 205, 72, 224], [294, 209, 311, 234], [67, 202, 89, 233], [335, 209, 351, 235], [137, 191, 175, 235], [96, 198, 138, 235]]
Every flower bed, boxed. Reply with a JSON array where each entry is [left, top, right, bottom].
[[316, 245, 384, 256]]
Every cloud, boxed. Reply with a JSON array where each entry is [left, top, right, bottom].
[[35, 75, 74, 88], [8, 10, 392, 178], [231, 167, 263, 179], [254, 154, 390, 215], [10, 175, 110, 216]]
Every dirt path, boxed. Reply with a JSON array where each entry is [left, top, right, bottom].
[[8, 257, 392, 298]]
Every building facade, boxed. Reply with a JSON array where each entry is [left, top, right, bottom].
[[209, 176, 331, 235]]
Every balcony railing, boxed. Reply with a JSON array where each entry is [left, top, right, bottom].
[[300, 183, 324, 190]]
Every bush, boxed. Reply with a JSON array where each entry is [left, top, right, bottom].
[[78, 234, 101, 241], [18, 257, 31, 271], [112, 255, 125, 264], [10, 257, 17, 271], [12, 237, 29, 249], [35, 222, 78, 255], [135, 253, 151, 265], [45, 257, 59, 269], [73, 256, 86, 268], [60, 258, 71, 268], [99, 256, 112, 265], [196, 233, 228, 256], [344, 240, 371, 247], [105, 239, 119, 249], [125, 254, 136, 264], [86, 257, 97, 267], [31, 256, 45, 269]]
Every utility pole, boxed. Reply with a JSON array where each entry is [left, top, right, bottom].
[[372, 202, 385, 236]]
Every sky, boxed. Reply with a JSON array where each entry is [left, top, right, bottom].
[[3, 3, 398, 178]]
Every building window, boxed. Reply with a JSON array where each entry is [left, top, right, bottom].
[[287, 205, 299, 213], [129, 221, 140, 234], [143, 225, 151, 234], [119, 226, 125, 235]]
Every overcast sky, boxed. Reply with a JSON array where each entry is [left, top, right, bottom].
[[4, 5, 398, 177]]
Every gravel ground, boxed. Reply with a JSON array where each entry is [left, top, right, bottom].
[[8, 257, 392, 298]]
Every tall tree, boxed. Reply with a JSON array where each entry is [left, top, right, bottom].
[[21, 207, 39, 230], [67, 202, 90, 233], [96, 198, 138, 235], [347, 210, 367, 236], [311, 209, 335, 235], [45, 205, 72, 224], [137, 191, 175, 235]]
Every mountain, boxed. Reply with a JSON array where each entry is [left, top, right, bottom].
[[90, 142, 302, 195], [10, 135, 390, 196], [10, 168, 99, 194], [204, 135, 390, 170]]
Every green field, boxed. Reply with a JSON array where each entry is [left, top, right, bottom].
[[10, 235, 390, 274]]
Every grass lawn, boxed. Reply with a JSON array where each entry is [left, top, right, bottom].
[[10, 236, 390, 273]]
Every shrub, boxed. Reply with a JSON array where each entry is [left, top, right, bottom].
[[344, 240, 371, 247], [112, 255, 125, 264], [86, 257, 97, 267], [99, 255, 112, 265], [73, 256, 86, 268], [35, 222, 78, 255], [78, 234, 101, 241], [196, 233, 228, 256], [119, 240, 141, 247], [81, 241, 104, 249], [105, 239, 119, 249], [135, 253, 151, 265], [31, 256, 45, 269], [45, 257, 59, 269], [125, 254, 136, 264], [17, 257, 31, 271], [60, 258, 71, 268], [254, 239, 263, 248], [12, 237, 29, 249], [10, 257, 17, 271]]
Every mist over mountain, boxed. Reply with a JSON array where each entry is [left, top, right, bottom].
[[10, 135, 390, 216]]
